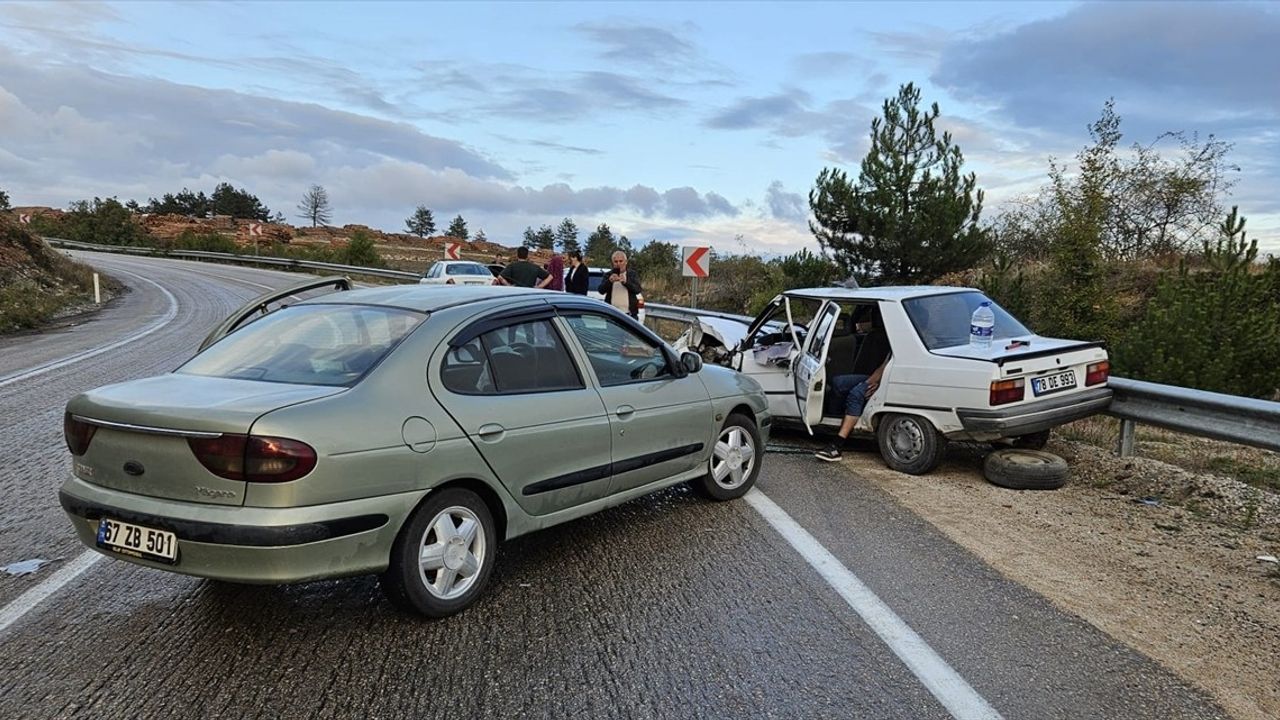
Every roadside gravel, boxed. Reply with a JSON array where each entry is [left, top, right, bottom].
[[837, 437, 1280, 720]]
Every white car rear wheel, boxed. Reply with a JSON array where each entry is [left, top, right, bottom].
[[876, 413, 946, 475]]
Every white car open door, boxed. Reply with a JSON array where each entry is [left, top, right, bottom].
[[792, 300, 841, 434]]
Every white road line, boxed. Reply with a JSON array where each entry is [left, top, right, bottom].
[[0, 269, 179, 388], [0, 551, 100, 635], [745, 489, 1004, 720]]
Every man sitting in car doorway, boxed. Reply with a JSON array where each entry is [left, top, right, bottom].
[[815, 306, 891, 462]]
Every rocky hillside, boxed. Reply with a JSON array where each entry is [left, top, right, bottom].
[[0, 215, 103, 333], [14, 205, 551, 273]]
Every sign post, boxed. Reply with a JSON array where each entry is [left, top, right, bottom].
[[444, 242, 463, 260], [682, 246, 710, 309], [248, 223, 262, 255]]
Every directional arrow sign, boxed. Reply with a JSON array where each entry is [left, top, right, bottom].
[[18, 214, 31, 225], [248, 223, 263, 237], [444, 241, 463, 260], [682, 246, 710, 278]]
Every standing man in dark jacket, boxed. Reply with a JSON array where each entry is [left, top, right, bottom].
[[601, 250, 642, 319]]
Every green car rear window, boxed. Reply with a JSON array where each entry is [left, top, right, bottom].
[[179, 304, 425, 386]]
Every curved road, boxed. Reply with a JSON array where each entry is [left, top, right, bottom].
[[0, 252, 1227, 719]]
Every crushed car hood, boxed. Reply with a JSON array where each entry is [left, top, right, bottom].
[[673, 315, 763, 352]]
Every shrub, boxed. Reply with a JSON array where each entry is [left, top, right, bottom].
[[170, 230, 239, 253], [335, 230, 382, 267], [776, 248, 840, 291], [975, 254, 1034, 325], [699, 254, 784, 315], [30, 197, 150, 246], [1113, 208, 1280, 397]]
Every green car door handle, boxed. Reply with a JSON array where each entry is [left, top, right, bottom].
[[615, 405, 635, 418], [477, 423, 505, 440]]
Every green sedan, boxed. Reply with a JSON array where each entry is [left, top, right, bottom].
[[59, 278, 770, 617]]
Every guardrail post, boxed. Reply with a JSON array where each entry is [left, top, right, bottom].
[[1117, 418, 1136, 457]]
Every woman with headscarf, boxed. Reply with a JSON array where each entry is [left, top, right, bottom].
[[545, 253, 565, 292]]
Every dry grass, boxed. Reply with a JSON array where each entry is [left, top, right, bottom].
[[0, 224, 107, 333], [1060, 415, 1280, 495]]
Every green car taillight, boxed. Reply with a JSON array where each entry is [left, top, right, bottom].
[[188, 434, 317, 483], [64, 413, 99, 456]]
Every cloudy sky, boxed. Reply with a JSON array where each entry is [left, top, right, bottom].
[[1, 1, 1277, 255]]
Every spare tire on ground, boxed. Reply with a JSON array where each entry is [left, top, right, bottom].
[[983, 449, 1069, 490]]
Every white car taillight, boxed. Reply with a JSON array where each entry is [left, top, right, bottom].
[[989, 378, 1025, 406], [1086, 361, 1110, 386]]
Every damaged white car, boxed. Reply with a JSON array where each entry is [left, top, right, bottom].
[[672, 287, 1112, 474]]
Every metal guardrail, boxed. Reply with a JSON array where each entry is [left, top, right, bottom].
[[50, 237, 1280, 457], [1107, 377, 1280, 455], [644, 302, 755, 325], [44, 237, 421, 281]]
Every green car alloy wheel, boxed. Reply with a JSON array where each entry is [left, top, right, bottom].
[[692, 413, 762, 501], [382, 488, 497, 618]]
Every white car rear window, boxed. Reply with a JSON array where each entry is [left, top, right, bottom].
[[903, 292, 1030, 350]]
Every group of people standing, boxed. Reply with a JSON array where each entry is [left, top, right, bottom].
[[493, 247, 642, 320]]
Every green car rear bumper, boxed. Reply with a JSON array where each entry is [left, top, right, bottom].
[[59, 475, 426, 584]]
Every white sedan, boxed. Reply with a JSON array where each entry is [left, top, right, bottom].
[[674, 286, 1112, 474], [420, 261, 494, 286]]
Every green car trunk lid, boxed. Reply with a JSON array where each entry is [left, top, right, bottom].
[[67, 374, 345, 506]]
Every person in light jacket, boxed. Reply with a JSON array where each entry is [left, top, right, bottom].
[[601, 250, 642, 319]]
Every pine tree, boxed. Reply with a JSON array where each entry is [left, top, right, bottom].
[[445, 214, 468, 240], [0, 188, 10, 212], [809, 82, 988, 283], [522, 226, 537, 248], [534, 224, 556, 251], [210, 183, 272, 221], [584, 223, 616, 266], [1115, 207, 1280, 397], [297, 185, 331, 227], [474, 228, 487, 243], [405, 206, 436, 237], [555, 218, 580, 254]]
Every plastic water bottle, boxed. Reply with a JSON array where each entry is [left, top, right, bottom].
[[970, 301, 995, 348]]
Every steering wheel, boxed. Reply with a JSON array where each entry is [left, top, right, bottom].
[[507, 342, 535, 359], [629, 360, 664, 380]]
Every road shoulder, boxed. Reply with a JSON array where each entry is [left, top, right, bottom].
[[843, 439, 1280, 720]]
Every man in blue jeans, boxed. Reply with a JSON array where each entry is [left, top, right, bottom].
[[815, 307, 890, 462]]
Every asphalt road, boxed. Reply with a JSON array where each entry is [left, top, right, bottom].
[[0, 252, 1229, 719]]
